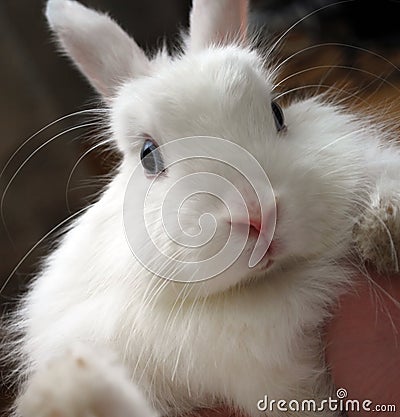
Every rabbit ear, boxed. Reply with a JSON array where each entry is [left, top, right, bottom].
[[188, 0, 248, 51], [46, 0, 150, 98]]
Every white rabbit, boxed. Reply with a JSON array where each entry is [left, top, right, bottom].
[[8, 0, 400, 416]]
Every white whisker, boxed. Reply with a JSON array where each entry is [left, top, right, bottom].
[[0, 109, 107, 183], [0, 206, 89, 295], [65, 138, 114, 212], [1, 122, 99, 237], [267, 1, 355, 59]]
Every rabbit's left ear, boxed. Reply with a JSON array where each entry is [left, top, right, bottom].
[[46, 0, 150, 98], [188, 0, 249, 51]]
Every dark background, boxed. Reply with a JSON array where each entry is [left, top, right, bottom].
[[2, 0, 400, 414]]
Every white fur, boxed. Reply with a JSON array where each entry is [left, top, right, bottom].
[[9, 1, 400, 417]]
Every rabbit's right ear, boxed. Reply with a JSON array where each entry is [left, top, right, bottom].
[[188, 0, 248, 51], [46, 0, 150, 98]]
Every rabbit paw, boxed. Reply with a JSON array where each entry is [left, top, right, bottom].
[[353, 195, 400, 273], [17, 344, 157, 417]]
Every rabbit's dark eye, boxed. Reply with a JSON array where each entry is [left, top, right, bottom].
[[140, 137, 164, 176], [271, 100, 285, 132]]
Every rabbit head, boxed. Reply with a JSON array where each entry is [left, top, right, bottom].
[[46, 0, 370, 296]]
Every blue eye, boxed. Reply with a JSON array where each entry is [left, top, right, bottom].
[[140, 137, 165, 176], [271, 100, 285, 132]]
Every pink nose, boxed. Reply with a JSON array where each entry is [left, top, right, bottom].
[[229, 203, 276, 267], [249, 219, 262, 235]]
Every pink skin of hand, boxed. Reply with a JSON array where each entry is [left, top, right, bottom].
[[325, 270, 400, 416]]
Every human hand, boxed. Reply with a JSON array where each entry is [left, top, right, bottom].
[[325, 269, 400, 416]]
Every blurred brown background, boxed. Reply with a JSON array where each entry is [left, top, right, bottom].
[[2, 0, 400, 414]]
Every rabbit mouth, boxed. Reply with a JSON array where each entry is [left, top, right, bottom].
[[256, 258, 275, 271], [252, 239, 279, 270]]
